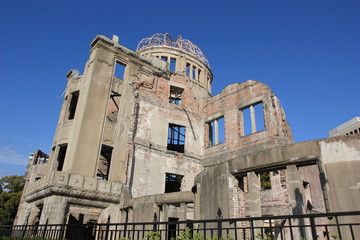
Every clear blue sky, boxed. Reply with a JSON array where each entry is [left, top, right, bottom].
[[0, 0, 359, 178]]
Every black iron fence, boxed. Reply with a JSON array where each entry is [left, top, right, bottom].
[[1, 211, 360, 240]]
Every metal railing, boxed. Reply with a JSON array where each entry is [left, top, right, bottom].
[[1, 211, 359, 240]]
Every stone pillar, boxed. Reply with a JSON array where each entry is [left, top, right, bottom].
[[109, 63, 136, 183], [247, 172, 261, 217], [41, 196, 68, 225], [286, 164, 306, 239], [247, 171, 262, 236], [250, 105, 256, 133], [159, 204, 168, 240], [180, 57, 187, 75], [179, 203, 187, 230], [160, 204, 169, 222], [194, 183, 201, 220], [64, 45, 114, 177], [214, 119, 219, 145]]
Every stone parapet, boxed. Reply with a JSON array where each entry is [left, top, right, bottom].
[[23, 171, 122, 204]]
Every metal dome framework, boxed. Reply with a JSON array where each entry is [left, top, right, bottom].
[[136, 33, 210, 67]]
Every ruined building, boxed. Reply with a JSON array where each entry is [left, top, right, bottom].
[[15, 34, 360, 238]]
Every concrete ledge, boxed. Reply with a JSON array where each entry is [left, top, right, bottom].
[[228, 140, 321, 174], [124, 191, 193, 208]]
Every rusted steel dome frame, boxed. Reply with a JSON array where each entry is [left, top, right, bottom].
[[136, 33, 210, 67]]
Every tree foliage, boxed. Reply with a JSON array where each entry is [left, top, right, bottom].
[[0, 175, 25, 225], [260, 172, 271, 190]]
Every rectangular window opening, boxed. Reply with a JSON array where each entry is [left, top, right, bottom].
[[197, 69, 201, 81], [57, 144, 67, 171], [208, 117, 225, 146], [161, 56, 168, 62], [240, 102, 265, 136], [68, 91, 79, 120], [260, 172, 271, 190], [235, 175, 247, 192], [170, 58, 176, 71], [169, 86, 183, 105], [114, 62, 126, 80], [186, 63, 190, 77], [96, 145, 113, 181], [165, 173, 183, 193], [167, 124, 186, 153]]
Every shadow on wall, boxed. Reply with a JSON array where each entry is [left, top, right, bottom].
[[294, 188, 306, 239]]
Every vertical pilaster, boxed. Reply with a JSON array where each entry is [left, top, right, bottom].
[[160, 204, 168, 240], [247, 171, 262, 235], [214, 119, 219, 145], [247, 171, 261, 217], [287, 164, 306, 238], [64, 45, 113, 177], [41, 196, 67, 225], [194, 183, 201, 220], [250, 105, 257, 133], [179, 203, 187, 230]]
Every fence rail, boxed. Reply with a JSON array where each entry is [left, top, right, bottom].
[[1, 211, 360, 240]]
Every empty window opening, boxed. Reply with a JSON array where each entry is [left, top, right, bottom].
[[186, 63, 190, 77], [161, 56, 168, 62], [96, 145, 113, 181], [167, 124, 186, 153], [107, 91, 121, 123], [114, 62, 126, 80], [32, 150, 49, 165], [355, 129, 358, 134], [169, 86, 183, 105], [165, 173, 183, 193], [197, 69, 201, 81], [240, 102, 265, 136], [170, 58, 176, 71], [68, 91, 79, 120], [208, 117, 225, 146], [35, 205, 43, 225], [168, 217, 179, 240], [57, 145, 67, 171], [254, 103, 265, 131], [236, 175, 248, 192], [192, 66, 197, 79], [260, 172, 271, 190]]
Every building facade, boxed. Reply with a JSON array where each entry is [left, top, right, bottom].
[[329, 117, 360, 137], [15, 34, 360, 239]]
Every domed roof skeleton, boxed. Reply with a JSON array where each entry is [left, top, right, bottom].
[[136, 33, 210, 67]]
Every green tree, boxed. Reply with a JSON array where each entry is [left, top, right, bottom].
[[0, 175, 25, 225], [0, 175, 25, 193], [260, 172, 271, 190]]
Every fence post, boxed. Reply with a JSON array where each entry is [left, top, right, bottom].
[[217, 208, 222, 239], [42, 219, 48, 239], [153, 212, 158, 232], [105, 216, 110, 240], [310, 216, 317, 239]]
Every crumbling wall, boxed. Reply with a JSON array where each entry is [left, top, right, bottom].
[[130, 73, 204, 197], [202, 80, 293, 166]]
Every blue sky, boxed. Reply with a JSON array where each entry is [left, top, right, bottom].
[[0, 0, 359, 178]]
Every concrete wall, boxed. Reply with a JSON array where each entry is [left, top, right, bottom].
[[16, 34, 360, 236]]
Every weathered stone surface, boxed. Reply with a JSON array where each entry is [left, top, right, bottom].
[[15, 34, 360, 239]]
